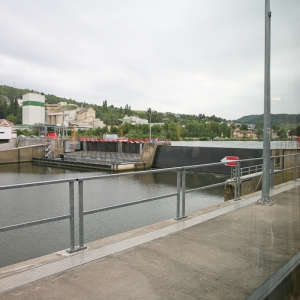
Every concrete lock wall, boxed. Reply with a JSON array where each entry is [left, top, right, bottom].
[[140, 143, 157, 168], [0, 148, 19, 163], [153, 146, 264, 174], [0, 145, 45, 164], [83, 141, 141, 154]]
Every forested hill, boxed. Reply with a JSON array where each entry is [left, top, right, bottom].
[[0, 85, 76, 105], [238, 114, 300, 126], [1, 85, 299, 127]]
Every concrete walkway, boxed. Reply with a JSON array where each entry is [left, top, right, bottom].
[[0, 181, 299, 299]]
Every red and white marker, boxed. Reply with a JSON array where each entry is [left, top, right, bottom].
[[221, 156, 239, 167]]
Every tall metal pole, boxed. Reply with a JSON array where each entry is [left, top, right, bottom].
[[258, 0, 275, 205], [147, 111, 152, 141], [150, 114, 151, 141]]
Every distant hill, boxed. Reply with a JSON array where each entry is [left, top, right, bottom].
[[1, 85, 299, 129], [0, 85, 75, 105], [237, 114, 300, 128]]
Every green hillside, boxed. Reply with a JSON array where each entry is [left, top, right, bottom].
[[237, 114, 300, 128], [1, 85, 299, 132]]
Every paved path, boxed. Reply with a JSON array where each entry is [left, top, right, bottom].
[[0, 181, 299, 299]]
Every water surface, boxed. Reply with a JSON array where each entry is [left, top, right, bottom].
[[0, 162, 228, 267]]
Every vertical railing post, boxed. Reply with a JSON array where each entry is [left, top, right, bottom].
[[234, 163, 238, 201], [175, 169, 181, 220], [237, 161, 241, 200], [270, 157, 274, 189], [234, 162, 241, 201], [294, 154, 298, 181], [181, 169, 187, 219], [78, 180, 87, 250], [67, 181, 76, 253]]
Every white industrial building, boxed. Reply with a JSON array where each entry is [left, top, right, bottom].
[[45, 105, 105, 129], [22, 93, 45, 125], [0, 119, 15, 140]]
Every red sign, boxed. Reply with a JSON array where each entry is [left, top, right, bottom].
[[221, 156, 239, 166], [46, 132, 58, 139]]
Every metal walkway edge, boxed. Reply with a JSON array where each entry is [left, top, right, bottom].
[[0, 180, 299, 299]]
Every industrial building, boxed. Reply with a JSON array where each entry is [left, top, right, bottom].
[[22, 93, 45, 125]]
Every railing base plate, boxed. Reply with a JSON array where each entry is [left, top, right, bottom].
[[256, 199, 275, 206], [67, 246, 88, 254]]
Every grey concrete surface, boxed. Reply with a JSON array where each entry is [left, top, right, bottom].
[[0, 181, 299, 299]]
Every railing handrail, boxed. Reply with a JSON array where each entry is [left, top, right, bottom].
[[0, 152, 299, 257], [0, 180, 77, 253], [0, 178, 77, 190]]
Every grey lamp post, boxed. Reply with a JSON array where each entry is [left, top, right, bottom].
[[146, 111, 152, 142], [257, 0, 275, 205]]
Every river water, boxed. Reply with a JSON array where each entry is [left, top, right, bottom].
[[0, 162, 228, 268], [170, 140, 298, 149]]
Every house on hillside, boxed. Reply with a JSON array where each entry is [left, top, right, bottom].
[[232, 128, 257, 139], [120, 115, 148, 125], [0, 119, 16, 141]]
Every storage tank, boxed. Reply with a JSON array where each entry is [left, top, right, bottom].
[[22, 93, 45, 125]]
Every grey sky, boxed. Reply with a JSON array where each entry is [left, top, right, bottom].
[[0, 0, 299, 120]]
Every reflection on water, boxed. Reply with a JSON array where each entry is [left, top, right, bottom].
[[0, 163, 228, 267]]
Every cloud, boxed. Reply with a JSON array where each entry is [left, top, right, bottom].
[[0, 0, 299, 120]]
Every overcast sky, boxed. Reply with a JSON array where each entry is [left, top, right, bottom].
[[0, 0, 299, 120]]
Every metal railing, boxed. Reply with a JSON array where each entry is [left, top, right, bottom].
[[0, 178, 77, 252], [0, 153, 299, 253], [273, 141, 299, 149], [231, 163, 281, 179]]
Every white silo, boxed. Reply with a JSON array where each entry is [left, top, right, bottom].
[[22, 93, 45, 125]]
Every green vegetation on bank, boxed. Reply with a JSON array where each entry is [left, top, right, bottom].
[[1, 85, 299, 141]]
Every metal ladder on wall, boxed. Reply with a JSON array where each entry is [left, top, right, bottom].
[[44, 143, 52, 159]]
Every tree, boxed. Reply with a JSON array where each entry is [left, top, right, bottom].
[[219, 122, 230, 138], [256, 122, 263, 140], [6, 114, 17, 124], [240, 124, 248, 131], [0, 98, 8, 118], [289, 126, 300, 137], [147, 108, 152, 123], [277, 129, 287, 139], [102, 100, 108, 112], [110, 126, 119, 134], [166, 121, 178, 140], [177, 122, 181, 140], [151, 124, 162, 137], [123, 123, 133, 136]]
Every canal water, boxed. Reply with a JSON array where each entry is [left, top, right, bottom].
[[0, 162, 229, 268], [170, 140, 299, 149]]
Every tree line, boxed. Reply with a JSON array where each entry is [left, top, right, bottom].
[[1, 85, 299, 141]]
